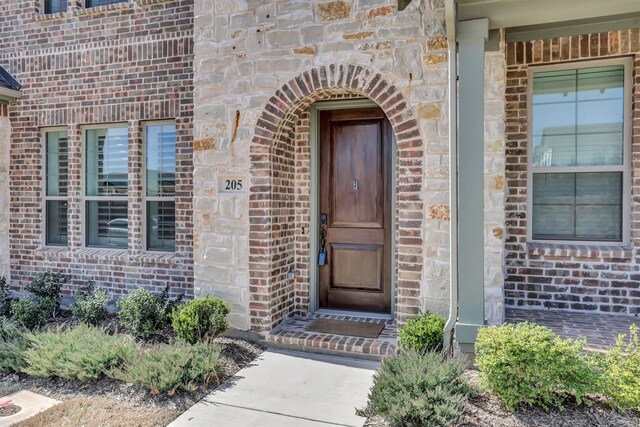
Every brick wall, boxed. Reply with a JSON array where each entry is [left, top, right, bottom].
[[0, 0, 194, 298], [504, 29, 640, 316]]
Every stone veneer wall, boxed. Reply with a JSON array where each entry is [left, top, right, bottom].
[[0, 0, 194, 297], [504, 29, 640, 316], [193, 0, 506, 333]]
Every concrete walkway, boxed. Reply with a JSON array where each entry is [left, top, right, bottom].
[[169, 349, 379, 427]]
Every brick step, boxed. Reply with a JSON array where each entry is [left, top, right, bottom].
[[267, 313, 397, 360]]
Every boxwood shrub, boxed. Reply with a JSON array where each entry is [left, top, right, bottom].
[[171, 297, 230, 344], [398, 311, 446, 353], [475, 322, 601, 410]]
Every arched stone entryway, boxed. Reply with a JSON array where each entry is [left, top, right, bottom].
[[249, 63, 424, 337]]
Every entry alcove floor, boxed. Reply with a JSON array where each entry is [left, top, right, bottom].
[[268, 312, 397, 359]]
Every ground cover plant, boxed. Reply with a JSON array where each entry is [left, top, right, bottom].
[[398, 311, 446, 354], [22, 324, 135, 381], [360, 352, 472, 427], [475, 322, 601, 410], [0, 317, 31, 374], [171, 297, 230, 344], [114, 341, 224, 395]]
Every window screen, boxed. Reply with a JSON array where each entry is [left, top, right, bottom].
[[85, 127, 128, 248], [145, 123, 176, 251], [531, 64, 626, 241], [45, 131, 69, 246]]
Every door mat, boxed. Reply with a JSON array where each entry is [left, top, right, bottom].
[[0, 390, 61, 427], [307, 319, 385, 338]]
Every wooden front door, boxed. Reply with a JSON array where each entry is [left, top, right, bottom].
[[319, 108, 392, 313]]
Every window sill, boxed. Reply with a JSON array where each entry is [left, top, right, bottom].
[[133, 252, 177, 264], [75, 1, 133, 17], [34, 1, 133, 22], [34, 246, 179, 265], [34, 11, 68, 22], [35, 246, 71, 260], [526, 242, 633, 259]]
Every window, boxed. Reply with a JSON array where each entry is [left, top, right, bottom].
[[44, 130, 69, 246], [85, 126, 128, 248], [44, 0, 66, 14], [86, 0, 127, 7], [528, 60, 630, 243], [144, 122, 176, 251]]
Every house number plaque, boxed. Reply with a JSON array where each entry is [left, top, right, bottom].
[[218, 175, 246, 194]]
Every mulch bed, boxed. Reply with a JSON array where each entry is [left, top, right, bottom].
[[0, 312, 265, 426], [365, 370, 640, 427]]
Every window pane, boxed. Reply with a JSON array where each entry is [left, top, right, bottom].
[[533, 172, 623, 241], [86, 201, 128, 248], [45, 0, 66, 14], [46, 131, 68, 197], [87, 0, 127, 7], [46, 201, 68, 246], [86, 128, 128, 197], [147, 201, 175, 251], [146, 124, 176, 197], [532, 65, 625, 168]]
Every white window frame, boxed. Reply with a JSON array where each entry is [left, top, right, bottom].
[[526, 57, 633, 245], [81, 123, 129, 250], [142, 120, 176, 253], [42, 127, 69, 247]]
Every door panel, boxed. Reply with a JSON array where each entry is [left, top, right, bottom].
[[330, 122, 383, 228], [330, 243, 383, 291], [319, 108, 392, 313]]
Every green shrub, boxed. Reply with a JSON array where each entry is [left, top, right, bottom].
[[114, 341, 223, 395], [399, 312, 446, 353], [0, 277, 9, 316], [476, 322, 601, 411], [0, 317, 31, 374], [71, 281, 109, 325], [22, 324, 135, 381], [10, 297, 58, 330], [171, 297, 230, 344], [601, 324, 640, 410], [360, 352, 471, 427], [26, 272, 68, 308], [117, 287, 176, 338]]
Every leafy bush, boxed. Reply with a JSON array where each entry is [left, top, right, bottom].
[[10, 297, 58, 330], [360, 352, 471, 427], [171, 297, 230, 344], [399, 312, 446, 353], [22, 324, 135, 381], [0, 317, 31, 374], [600, 324, 640, 410], [0, 277, 10, 316], [476, 322, 601, 411], [26, 272, 68, 308], [117, 287, 179, 338], [71, 281, 109, 325], [114, 341, 223, 395]]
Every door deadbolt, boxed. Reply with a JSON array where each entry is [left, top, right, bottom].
[[353, 179, 359, 190]]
